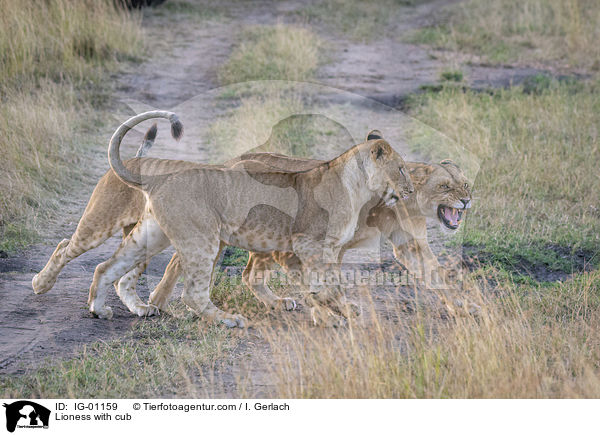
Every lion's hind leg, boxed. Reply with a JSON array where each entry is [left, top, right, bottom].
[[115, 261, 161, 317], [290, 235, 354, 326], [147, 252, 182, 311], [32, 239, 72, 294], [33, 213, 137, 294], [88, 216, 170, 319], [33, 229, 115, 294]]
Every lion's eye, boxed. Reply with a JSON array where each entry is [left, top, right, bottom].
[[441, 184, 450, 190], [399, 167, 404, 176], [464, 183, 469, 189]]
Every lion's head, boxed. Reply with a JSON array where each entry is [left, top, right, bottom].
[[360, 137, 414, 207], [364, 130, 470, 221], [408, 160, 472, 232]]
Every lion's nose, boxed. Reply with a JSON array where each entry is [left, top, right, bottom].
[[460, 198, 470, 207]]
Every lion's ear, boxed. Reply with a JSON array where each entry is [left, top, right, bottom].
[[439, 159, 458, 168], [370, 140, 390, 161], [366, 129, 384, 141], [409, 164, 434, 183]]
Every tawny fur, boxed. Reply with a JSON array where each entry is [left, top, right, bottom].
[[33, 127, 471, 322], [57, 111, 413, 327]]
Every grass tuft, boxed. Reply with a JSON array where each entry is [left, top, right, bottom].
[[440, 69, 463, 82], [0, 0, 143, 85], [298, 0, 411, 41], [218, 24, 322, 85]]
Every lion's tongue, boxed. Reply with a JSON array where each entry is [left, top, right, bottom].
[[444, 207, 459, 226]]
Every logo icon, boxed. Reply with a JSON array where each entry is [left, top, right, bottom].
[[3, 401, 50, 433]]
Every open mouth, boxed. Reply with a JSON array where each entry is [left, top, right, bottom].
[[383, 187, 400, 206], [437, 205, 465, 230]]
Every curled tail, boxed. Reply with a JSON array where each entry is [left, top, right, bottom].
[[109, 110, 183, 189]]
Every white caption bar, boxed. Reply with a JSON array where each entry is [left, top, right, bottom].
[[1, 399, 598, 434]]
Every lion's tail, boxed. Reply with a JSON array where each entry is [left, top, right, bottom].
[[135, 123, 158, 157], [109, 110, 183, 189]]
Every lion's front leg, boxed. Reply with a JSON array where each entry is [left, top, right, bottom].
[[291, 235, 358, 324], [242, 252, 297, 311], [393, 238, 448, 289], [393, 237, 481, 316]]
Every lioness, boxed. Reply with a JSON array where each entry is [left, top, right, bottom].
[[33, 126, 471, 318], [82, 111, 413, 326], [146, 130, 473, 310]]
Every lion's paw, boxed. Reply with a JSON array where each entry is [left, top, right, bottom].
[[133, 304, 160, 317], [91, 305, 113, 320], [342, 302, 360, 318], [311, 307, 347, 328], [277, 297, 297, 311], [220, 314, 247, 329]]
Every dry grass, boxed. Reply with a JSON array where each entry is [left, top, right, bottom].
[[411, 0, 600, 70], [262, 270, 600, 398], [0, 0, 143, 85], [407, 80, 600, 272], [0, 303, 238, 398], [218, 24, 322, 85], [0, 0, 143, 251], [207, 89, 353, 162], [0, 84, 80, 248], [298, 0, 416, 41]]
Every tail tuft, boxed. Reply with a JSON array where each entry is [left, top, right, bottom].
[[109, 110, 183, 189], [145, 123, 158, 142], [171, 118, 184, 140], [135, 123, 158, 157]]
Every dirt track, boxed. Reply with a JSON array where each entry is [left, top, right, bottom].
[[0, 0, 546, 378]]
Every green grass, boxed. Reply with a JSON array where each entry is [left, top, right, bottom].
[[515, 270, 600, 321], [407, 79, 600, 275], [211, 270, 297, 319], [146, 0, 227, 21], [221, 246, 249, 267], [409, 0, 600, 70], [206, 90, 306, 161], [0, 224, 37, 253], [0, 305, 238, 398], [256, 113, 353, 158], [211, 273, 264, 318], [152, 0, 224, 19], [440, 69, 463, 82], [218, 24, 322, 85], [299, 0, 393, 41]]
